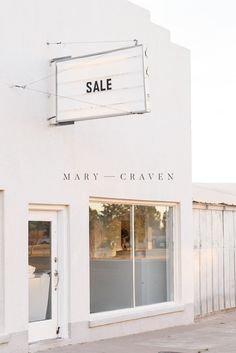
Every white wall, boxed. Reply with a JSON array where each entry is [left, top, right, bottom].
[[0, 193, 4, 334], [0, 0, 192, 348]]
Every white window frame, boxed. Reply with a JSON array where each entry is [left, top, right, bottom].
[[89, 197, 182, 326]]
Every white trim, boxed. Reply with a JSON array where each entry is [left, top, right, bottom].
[[57, 207, 69, 339], [90, 197, 178, 207], [174, 204, 181, 304], [89, 303, 184, 327], [29, 204, 68, 211], [193, 202, 236, 211], [131, 206, 135, 307]]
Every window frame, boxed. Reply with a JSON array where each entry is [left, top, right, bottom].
[[89, 197, 181, 320]]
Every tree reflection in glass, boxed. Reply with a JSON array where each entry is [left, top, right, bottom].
[[28, 221, 51, 322], [89, 202, 174, 313], [89, 203, 133, 313], [134, 206, 174, 306]]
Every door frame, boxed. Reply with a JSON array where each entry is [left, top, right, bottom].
[[28, 204, 68, 343]]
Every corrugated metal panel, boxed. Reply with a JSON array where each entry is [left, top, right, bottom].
[[193, 205, 236, 317], [193, 208, 201, 316]]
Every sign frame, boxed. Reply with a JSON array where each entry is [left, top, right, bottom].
[[49, 44, 150, 125]]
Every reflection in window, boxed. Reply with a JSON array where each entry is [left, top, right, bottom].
[[89, 201, 175, 314], [134, 206, 174, 306], [28, 221, 51, 322], [90, 204, 133, 313]]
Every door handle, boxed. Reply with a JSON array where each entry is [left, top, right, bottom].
[[54, 269, 59, 291]]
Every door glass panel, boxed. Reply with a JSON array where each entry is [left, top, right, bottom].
[[28, 221, 51, 322]]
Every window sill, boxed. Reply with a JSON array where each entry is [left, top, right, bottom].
[[89, 303, 184, 327], [0, 334, 10, 345]]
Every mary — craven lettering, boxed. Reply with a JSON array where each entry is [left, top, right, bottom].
[[63, 172, 174, 181]]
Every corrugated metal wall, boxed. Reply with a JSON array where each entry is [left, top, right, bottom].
[[193, 203, 236, 317]]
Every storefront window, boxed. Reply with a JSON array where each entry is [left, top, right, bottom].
[[134, 206, 174, 306], [90, 203, 133, 313], [89, 201, 175, 313]]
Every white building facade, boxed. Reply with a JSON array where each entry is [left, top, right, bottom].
[[0, 1, 192, 352]]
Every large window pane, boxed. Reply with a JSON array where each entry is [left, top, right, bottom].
[[134, 206, 174, 306], [90, 203, 133, 313]]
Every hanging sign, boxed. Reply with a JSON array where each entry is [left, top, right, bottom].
[[49, 45, 150, 124]]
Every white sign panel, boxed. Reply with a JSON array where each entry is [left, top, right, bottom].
[[50, 45, 150, 123]]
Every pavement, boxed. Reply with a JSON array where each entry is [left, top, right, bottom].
[[36, 311, 236, 353]]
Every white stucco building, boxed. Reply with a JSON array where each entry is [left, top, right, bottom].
[[0, 1, 192, 352]]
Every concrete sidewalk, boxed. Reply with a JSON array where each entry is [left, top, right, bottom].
[[36, 311, 236, 353]]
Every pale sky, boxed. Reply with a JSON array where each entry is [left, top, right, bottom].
[[131, 0, 236, 182]]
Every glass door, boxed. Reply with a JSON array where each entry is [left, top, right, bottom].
[[28, 210, 59, 343]]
